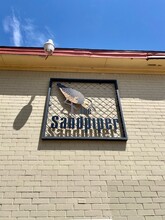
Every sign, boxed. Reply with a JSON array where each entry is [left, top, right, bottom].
[[42, 78, 127, 140]]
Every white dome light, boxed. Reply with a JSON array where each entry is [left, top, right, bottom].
[[44, 39, 55, 55]]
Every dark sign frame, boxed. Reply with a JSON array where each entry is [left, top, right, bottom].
[[41, 78, 127, 141]]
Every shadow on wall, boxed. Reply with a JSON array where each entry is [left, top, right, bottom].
[[13, 96, 35, 130], [38, 139, 126, 151]]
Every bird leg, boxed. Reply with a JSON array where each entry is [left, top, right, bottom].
[[64, 99, 77, 114]]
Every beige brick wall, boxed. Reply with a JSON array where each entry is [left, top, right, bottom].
[[0, 70, 165, 220]]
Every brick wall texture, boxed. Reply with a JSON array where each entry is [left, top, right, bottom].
[[0, 70, 165, 220]]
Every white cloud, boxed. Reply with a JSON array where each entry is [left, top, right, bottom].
[[3, 11, 55, 47], [3, 13, 22, 46], [22, 19, 55, 47]]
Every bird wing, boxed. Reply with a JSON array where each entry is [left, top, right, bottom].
[[59, 87, 85, 104]]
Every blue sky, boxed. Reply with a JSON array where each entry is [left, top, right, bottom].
[[1, 0, 165, 51]]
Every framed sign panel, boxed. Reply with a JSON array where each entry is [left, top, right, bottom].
[[42, 78, 127, 140]]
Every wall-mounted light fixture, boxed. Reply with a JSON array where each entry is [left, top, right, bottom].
[[44, 39, 55, 59]]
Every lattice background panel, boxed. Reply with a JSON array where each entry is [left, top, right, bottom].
[[42, 78, 127, 140]]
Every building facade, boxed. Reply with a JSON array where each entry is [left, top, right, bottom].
[[0, 47, 165, 220]]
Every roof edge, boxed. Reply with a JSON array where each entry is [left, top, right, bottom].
[[1, 46, 165, 59]]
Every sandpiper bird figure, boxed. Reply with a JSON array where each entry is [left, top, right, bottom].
[[57, 83, 95, 114]]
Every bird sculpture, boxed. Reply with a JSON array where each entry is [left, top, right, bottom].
[[57, 82, 95, 114]]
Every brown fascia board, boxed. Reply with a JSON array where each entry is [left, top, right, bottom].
[[1, 46, 165, 59]]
